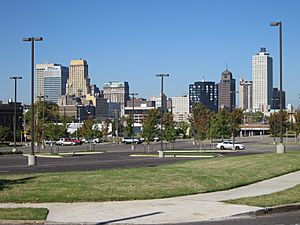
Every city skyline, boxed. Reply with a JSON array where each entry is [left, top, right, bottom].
[[0, 0, 299, 106]]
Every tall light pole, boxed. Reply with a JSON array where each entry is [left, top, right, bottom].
[[156, 73, 169, 158], [10, 76, 22, 152], [270, 21, 285, 153], [23, 36, 43, 165], [130, 93, 138, 150]]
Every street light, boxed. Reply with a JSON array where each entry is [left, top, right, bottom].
[[270, 21, 285, 153], [130, 93, 138, 150], [272, 98, 279, 144], [9, 76, 22, 152], [156, 73, 169, 158], [23, 36, 43, 165]]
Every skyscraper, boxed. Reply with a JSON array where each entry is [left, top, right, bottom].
[[218, 69, 236, 111], [239, 78, 253, 111], [66, 59, 90, 97], [252, 48, 273, 112], [103, 81, 130, 114], [189, 81, 218, 112], [36, 64, 69, 103], [171, 95, 189, 122]]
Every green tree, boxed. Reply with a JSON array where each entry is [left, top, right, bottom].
[[163, 112, 176, 147], [177, 121, 190, 139], [79, 118, 97, 140], [269, 111, 288, 137], [44, 123, 67, 141], [123, 115, 134, 138], [189, 103, 210, 148], [142, 109, 160, 145], [228, 108, 243, 144], [102, 119, 111, 141], [0, 126, 10, 144]]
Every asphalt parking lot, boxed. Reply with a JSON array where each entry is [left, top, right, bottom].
[[0, 136, 299, 174]]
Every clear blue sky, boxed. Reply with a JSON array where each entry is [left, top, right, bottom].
[[0, 0, 299, 106]]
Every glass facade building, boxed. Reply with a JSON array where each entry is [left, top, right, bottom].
[[189, 81, 218, 112]]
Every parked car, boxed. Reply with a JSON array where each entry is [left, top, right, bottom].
[[71, 138, 82, 145], [56, 138, 75, 146], [45, 140, 55, 145], [122, 137, 142, 144], [93, 138, 102, 143], [216, 141, 245, 150]]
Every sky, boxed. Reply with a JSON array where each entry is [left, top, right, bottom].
[[0, 0, 299, 106]]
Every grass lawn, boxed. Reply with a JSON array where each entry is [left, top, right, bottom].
[[0, 208, 48, 220], [225, 184, 300, 207], [0, 151, 300, 203]]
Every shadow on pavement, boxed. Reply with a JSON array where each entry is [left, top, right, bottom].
[[96, 211, 162, 225]]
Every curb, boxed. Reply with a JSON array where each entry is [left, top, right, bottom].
[[0, 220, 45, 224], [234, 203, 300, 217]]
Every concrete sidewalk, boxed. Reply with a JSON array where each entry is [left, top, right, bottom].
[[1, 171, 300, 224]]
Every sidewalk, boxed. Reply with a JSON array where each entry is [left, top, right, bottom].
[[1, 171, 300, 224]]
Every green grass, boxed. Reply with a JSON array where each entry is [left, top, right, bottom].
[[225, 184, 300, 207], [0, 208, 48, 220], [0, 151, 300, 203]]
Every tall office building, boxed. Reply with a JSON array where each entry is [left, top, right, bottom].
[[149, 94, 167, 111], [239, 78, 253, 111], [252, 48, 273, 112], [66, 59, 90, 97], [103, 81, 130, 113], [171, 95, 189, 122], [189, 81, 218, 112], [272, 87, 286, 110], [36, 64, 69, 103], [218, 69, 236, 111]]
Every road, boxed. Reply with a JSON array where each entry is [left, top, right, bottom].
[[172, 210, 300, 225]]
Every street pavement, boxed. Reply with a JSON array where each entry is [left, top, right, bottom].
[[1, 170, 299, 224]]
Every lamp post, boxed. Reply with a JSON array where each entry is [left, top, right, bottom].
[[272, 98, 279, 144], [41, 95, 48, 149], [23, 36, 43, 165], [130, 93, 138, 150], [156, 73, 169, 158], [10, 76, 22, 152], [270, 21, 285, 153]]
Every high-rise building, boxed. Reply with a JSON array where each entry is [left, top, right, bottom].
[[103, 81, 129, 114], [149, 94, 167, 111], [171, 95, 189, 122], [218, 69, 236, 111], [239, 78, 253, 111], [272, 87, 286, 110], [85, 94, 109, 121], [66, 59, 90, 97], [189, 81, 218, 112], [36, 64, 69, 102], [252, 48, 273, 112]]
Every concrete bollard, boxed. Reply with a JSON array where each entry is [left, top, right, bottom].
[[276, 143, 286, 154], [158, 150, 165, 158], [28, 155, 37, 166]]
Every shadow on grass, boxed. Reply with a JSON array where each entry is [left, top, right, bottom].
[[0, 176, 36, 191], [96, 212, 162, 225]]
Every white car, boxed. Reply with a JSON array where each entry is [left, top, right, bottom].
[[216, 141, 245, 150]]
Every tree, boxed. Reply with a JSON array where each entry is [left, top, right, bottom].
[[177, 121, 190, 139], [228, 108, 243, 144], [44, 123, 68, 142], [142, 109, 160, 146], [269, 111, 288, 137], [79, 118, 97, 140], [102, 118, 111, 141], [163, 112, 176, 147], [189, 103, 210, 148], [123, 115, 134, 138], [0, 126, 10, 144]]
